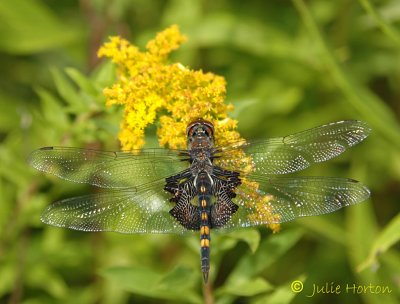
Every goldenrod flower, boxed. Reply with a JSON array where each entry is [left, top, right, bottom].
[[98, 25, 234, 150], [98, 25, 279, 232]]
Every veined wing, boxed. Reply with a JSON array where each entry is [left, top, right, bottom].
[[221, 176, 370, 229], [28, 147, 188, 188], [41, 180, 188, 234], [216, 121, 371, 175]]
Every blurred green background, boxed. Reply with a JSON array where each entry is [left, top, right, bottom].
[[1, 0, 399, 303]]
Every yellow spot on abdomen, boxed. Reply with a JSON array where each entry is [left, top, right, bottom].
[[200, 225, 210, 235], [201, 212, 208, 220], [201, 239, 210, 247], [200, 186, 206, 193], [201, 199, 207, 207]]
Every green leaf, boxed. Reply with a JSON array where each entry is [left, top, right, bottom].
[[26, 264, 68, 298], [91, 60, 116, 87], [0, 136, 35, 187], [218, 277, 273, 297], [0, 93, 21, 131], [0, 0, 80, 54], [65, 68, 101, 97], [225, 229, 303, 284], [358, 213, 400, 272], [346, 201, 378, 267], [191, 13, 293, 58], [50, 68, 86, 113], [35, 87, 68, 129], [0, 263, 15, 297], [100, 265, 201, 303], [297, 216, 346, 245], [230, 98, 258, 118], [225, 228, 260, 253], [252, 277, 303, 304], [345, 200, 399, 304]]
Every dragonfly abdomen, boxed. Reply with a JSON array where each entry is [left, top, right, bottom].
[[196, 172, 212, 283], [200, 207, 211, 283]]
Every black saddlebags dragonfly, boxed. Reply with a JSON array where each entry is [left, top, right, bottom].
[[29, 120, 371, 283]]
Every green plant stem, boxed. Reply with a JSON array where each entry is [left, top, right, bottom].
[[203, 281, 215, 304], [358, 0, 400, 48]]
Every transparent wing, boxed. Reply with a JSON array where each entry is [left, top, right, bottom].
[[216, 120, 371, 175], [28, 147, 188, 188], [221, 176, 370, 229], [41, 180, 189, 234]]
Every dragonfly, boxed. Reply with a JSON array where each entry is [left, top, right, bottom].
[[29, 120, 371, 283]]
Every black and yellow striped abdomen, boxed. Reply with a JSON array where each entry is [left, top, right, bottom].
[[197, 173, 212, 283]]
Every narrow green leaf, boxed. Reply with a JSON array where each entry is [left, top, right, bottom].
[[65, 68, 100, 97], [50, 68, 85, 112], [35, 87, 68, 129], [92, 60, 116, 87], [0, 136, 37, 187], [358, 214, 400, 272], [345, 202, 398, 304], [346, 202, 378, 267], [358, 0, 400, 47]]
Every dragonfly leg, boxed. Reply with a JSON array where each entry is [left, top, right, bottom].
[[165, 168, 192, 184], [212, 166, 242, 191], [164, 169, 193, 202]]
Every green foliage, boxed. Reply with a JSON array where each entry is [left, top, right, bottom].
[[358, 213, 400, 272], [100, 266, 201, 303], [1, 0, 399, 303], [0, 0, 80, 54]]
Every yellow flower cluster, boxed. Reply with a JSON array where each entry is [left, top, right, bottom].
[[98, 25, 279, 232], [98, 25, 238, 150]]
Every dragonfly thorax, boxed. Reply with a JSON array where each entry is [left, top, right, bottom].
[[190, 157, 214, 179], [186, 119, 215, 177]]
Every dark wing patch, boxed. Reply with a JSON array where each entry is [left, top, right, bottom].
[[211, 198, 238, 228], [170, 202, 200, 230]]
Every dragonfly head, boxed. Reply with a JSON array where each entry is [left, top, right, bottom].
[[186, 119, 214, 150]]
